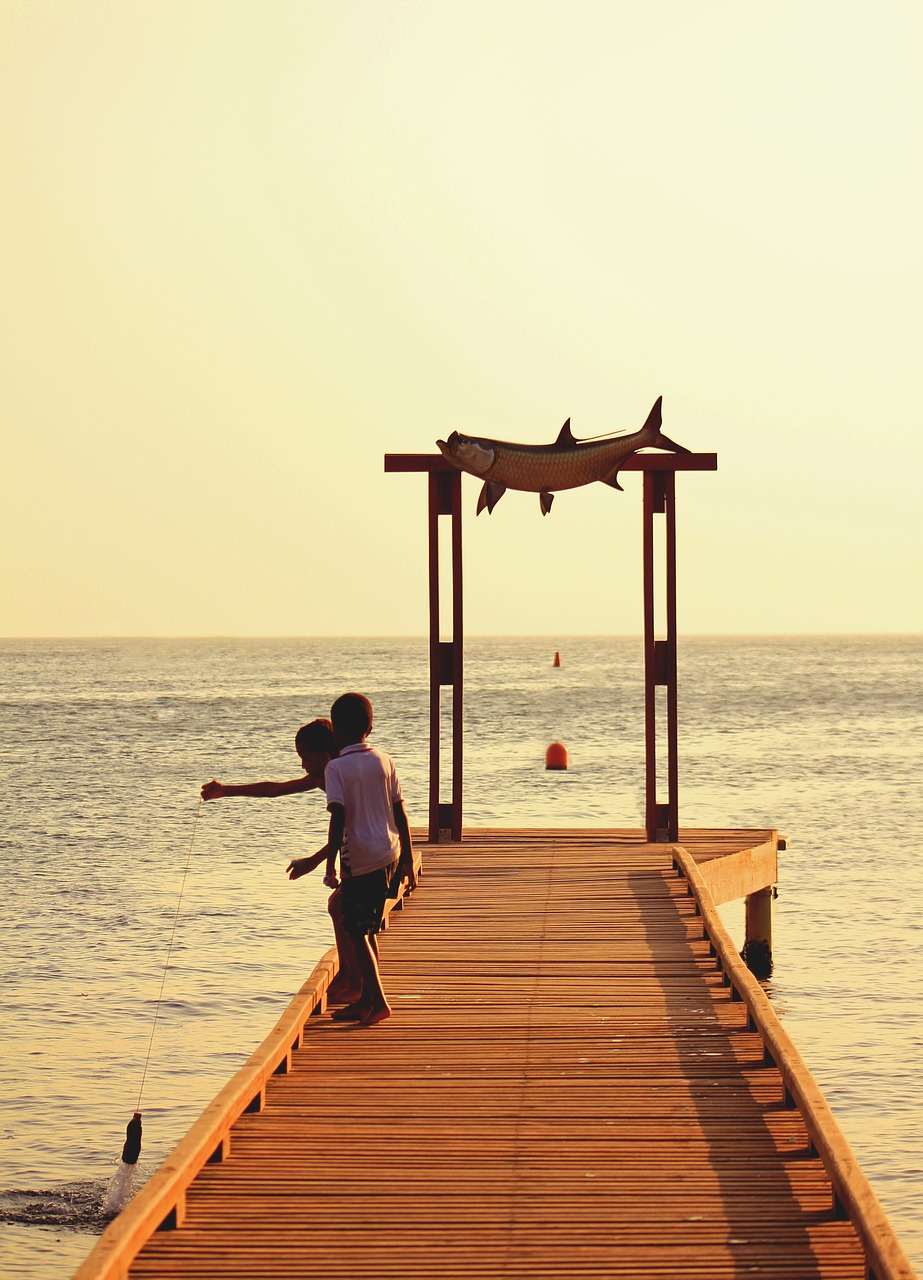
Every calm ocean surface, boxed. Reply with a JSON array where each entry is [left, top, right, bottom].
[[1, 636, 921, 1277]]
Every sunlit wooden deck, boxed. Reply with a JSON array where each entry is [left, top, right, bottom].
[[78, 829, 916, 1280]]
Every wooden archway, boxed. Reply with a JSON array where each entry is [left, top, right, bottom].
[[385, 447, 717, 842]]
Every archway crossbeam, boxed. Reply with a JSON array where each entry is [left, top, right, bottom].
[[385, 450, 717, 842]]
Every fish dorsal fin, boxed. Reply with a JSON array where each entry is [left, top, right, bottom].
[[554, 418, 577, 448]]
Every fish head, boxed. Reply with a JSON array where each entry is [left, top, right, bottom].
[[436, 432, 495, 476]]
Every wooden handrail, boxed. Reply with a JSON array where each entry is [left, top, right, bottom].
[[74, 854, 423, 1280], [672, 846, 917, 1280]]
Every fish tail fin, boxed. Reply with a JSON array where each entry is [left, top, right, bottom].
[[641, 396, 663, 437], [657, 431, 690, 454], [644, 396, 690, 454]]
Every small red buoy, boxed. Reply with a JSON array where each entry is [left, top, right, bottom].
[[552, 651, 561, 667], [545, 742, 568, 770]]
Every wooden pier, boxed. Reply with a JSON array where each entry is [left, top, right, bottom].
[[76, 829, 916, 1280]]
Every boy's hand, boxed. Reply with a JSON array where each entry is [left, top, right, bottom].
[[201, 780, 225, 801], [286, 850, 325, 881], [397, 852, 417, 891]]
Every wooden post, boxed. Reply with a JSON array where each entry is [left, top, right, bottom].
[[744, 887, 773, 977], [426, 469, 463, 842], [643, 469, 678, 841]]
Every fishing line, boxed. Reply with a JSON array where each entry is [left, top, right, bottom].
[[134, 797, 203, 1114], [107, 798, 203, 1200]]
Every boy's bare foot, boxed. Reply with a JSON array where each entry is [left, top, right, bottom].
[[326, 977, 361, 1004], [359, 1005, 391, 1026], [331, 1001, 370, 1022]]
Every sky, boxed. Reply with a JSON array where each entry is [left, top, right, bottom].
[[1, 0, 920, 637]]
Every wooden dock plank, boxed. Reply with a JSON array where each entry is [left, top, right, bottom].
[[71, 829, 911, 1277], [117, 828, 890, 1280]]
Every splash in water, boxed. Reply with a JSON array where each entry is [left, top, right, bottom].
[[0, 1180, 113, 1231], [102, 1161, 137, 1216], [1, 1158, 145, 1232]]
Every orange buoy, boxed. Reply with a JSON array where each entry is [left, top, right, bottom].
[[545, 742, 568, 770], [552, 651, 561, 667]]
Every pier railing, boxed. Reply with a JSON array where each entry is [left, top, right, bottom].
[[673, 847, 916, 1280]]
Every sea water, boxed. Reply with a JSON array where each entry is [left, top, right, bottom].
[[1, 636, 920, 1277]]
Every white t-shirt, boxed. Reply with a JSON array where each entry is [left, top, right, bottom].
[[324, 743, 402, 876]]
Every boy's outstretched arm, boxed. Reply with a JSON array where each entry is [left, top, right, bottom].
[[202, 775, 322, 801], [287, 804, 345, 881], [393, 799, 417, 890]]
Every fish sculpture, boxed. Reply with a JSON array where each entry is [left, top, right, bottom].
[[436, 396, 689, 515]]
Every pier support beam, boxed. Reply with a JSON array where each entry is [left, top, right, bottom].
[[743, 887, 774, 977]]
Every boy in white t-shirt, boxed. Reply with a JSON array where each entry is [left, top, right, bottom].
[[288, 693, 415, 1026]]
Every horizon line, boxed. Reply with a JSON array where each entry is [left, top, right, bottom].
[[2, 632, 921, 642]]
